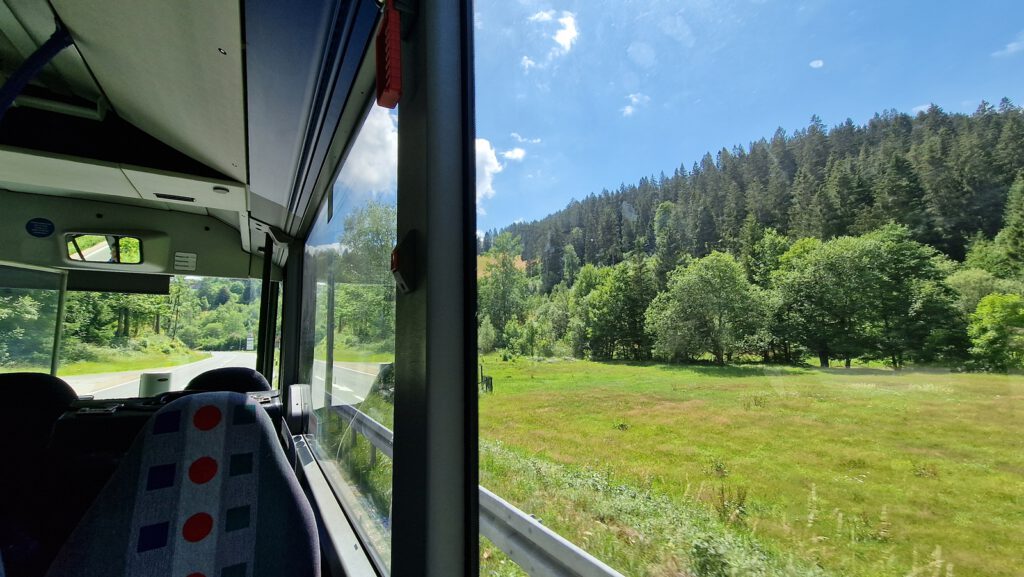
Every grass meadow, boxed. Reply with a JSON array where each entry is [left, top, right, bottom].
[[477, 356, 1024, 577], [0, 349, 210, 376]]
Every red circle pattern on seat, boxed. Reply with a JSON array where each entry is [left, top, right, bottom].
[[188, 456, 218, 484], [182, 512, 213, 542], [192, 405, 222, 430]]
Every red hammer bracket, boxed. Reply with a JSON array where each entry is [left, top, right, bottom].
[[376, 0, 402, 108]]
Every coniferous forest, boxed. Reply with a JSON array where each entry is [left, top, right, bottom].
[[477, 100, 1024, 369]]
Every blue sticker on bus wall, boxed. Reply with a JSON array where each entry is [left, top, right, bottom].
[[25, 218, 55, 238]]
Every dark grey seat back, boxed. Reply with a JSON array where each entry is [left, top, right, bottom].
[[186, 367, 271, 394], [46, 392, 319, 577], [0, 373, 76, 577]]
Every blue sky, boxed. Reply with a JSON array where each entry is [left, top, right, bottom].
[[473, 0, 1024, 231]]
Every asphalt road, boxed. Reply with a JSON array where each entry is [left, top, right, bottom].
[[62, 351, 383, 404], [311, 359, 383, 408], [64, 351, 257, 399]]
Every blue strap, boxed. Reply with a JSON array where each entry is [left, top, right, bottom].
[[0, 23, 73, 122]]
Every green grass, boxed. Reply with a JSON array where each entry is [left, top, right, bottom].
[[66, 234, 104, 255], [313, 339, 394, 363], [1, 350, 210, 376], [314, 386, 396, 567], [54, 350, 210, 375], [478, 355, 1024, 577]]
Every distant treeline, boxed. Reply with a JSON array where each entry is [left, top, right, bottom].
[[481, 99, 1024, 287], [477, 100, 1024, 370]]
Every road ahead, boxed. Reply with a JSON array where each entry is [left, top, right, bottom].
[[311, 359, 383, 408], [62, 351, 384, 404], [64, 351, 257, 399]]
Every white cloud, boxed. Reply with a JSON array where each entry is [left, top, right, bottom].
[[627, 42, 657, 69], [912, 104, 930, 114], [511, 132, 541, 144], [475, 138, 503, 214], [553, 12, 578, 53], [659, 11, 695, 48], [521, 9, 579, 72], [502, 148, 526, 161], [627, 93, 650, 105], [528, 10, 555, 22], [306, 242, 351, 255], [336, 105, 398, 195], [809, 59, 824, 69], [621, 93, 650, 116], [992, 31, 1024, 57]]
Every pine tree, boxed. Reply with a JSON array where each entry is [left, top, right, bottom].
[[562, 244, 581, 287], [788, 166, 823, 238], [874, 153, 930, 242], [1000, 173, 1024, 270], [653, 202, 681, 288]]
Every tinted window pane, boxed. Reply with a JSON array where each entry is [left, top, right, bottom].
[[0, 265, 61, 373], [301, 104, 398, 570]]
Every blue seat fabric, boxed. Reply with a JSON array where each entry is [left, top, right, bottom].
[[45, 392, 318, 577]]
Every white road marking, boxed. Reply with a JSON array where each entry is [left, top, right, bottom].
[[90, 376, 143, 395], [334, 366, 377, 377]]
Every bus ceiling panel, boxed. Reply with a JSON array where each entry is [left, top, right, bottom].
[[122, 166, 247, 213], [248, 192, 288, 237], [0, 144, 141, 199], [243, 0, 338, 223], [0, 0, 102, 101], [0, 145, 246, 218], [0, 189, 267, 279], [50, 0, 247, 184], [207, 207, 252, 254]]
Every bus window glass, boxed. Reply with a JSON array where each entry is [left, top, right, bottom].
[[0, 265, 62, 374], [474, 2, 1024, 576], [301, 104, 398, 571]]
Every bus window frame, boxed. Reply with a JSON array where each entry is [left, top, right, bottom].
[[277, 0, 478, 574]]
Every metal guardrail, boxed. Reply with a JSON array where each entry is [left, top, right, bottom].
[[330, 404, 625, 577]]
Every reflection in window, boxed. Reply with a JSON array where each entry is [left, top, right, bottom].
[[301, 104, 398, 571]]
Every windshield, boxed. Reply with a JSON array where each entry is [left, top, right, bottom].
[[0, 275, 274, 398]]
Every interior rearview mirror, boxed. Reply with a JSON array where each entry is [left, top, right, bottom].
[[66, 234, 142, 264]]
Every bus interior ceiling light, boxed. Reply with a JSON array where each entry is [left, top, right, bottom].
[[0, 22, 73, 121]]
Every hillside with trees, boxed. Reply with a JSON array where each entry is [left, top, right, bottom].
[[478, 100, 1024, 369]]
